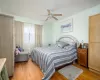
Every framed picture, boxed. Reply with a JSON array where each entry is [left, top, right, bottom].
[[61, 19, 73, 33]]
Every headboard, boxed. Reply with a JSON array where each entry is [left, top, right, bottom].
[[57, 35, 79, 47]]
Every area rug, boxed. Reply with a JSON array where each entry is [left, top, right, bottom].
[[58, 65, 83, 80]]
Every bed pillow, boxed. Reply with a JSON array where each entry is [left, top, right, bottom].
[[69, 42, 77, 48], [56, 41, 69, 48], [64, 43, 77, 49]]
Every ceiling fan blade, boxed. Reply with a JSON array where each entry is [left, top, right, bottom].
[[40, 15, 48, 16], [45, 17, 49, 21], [53, 14, 62, 16], [47, 9, 50, 15], [52, 16, 58, 20]]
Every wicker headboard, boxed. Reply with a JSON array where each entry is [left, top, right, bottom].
[[57, 35, 79, 47]]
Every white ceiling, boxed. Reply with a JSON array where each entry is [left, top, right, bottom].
[[0, 0, 100, 21]]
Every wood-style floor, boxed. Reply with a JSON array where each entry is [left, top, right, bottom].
[[10, 59, 100, 80]]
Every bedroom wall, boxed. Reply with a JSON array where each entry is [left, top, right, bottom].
[[42, 22, 53, 46], [52, 4, 100, 43], [14, 16, 43, 25]]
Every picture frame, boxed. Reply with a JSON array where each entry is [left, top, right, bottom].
[[61, 19, 73, 33]]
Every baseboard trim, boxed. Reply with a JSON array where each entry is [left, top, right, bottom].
[[89, 68, 100, 75]]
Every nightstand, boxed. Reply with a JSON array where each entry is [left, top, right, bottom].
[[77, 48, 88, 67]]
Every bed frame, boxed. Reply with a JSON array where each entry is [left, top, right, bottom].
[[57, 35, 79, 47], [56, 35, 79, 69]]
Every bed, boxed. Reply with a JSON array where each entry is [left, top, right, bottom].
[[31, 35, 79, 80]]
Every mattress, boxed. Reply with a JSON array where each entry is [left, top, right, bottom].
[[31, 45, 77, 80]]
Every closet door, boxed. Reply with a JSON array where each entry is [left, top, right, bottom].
[[89, 14, 100, 74], [89, 43, 100, 72], [89, 14, 100, 42], [0, 14, 14, 76]]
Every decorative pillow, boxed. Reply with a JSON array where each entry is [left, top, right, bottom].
[[56, 41, 69, 48], [69, 42, 77, 48], [64, 42, 77, 49]]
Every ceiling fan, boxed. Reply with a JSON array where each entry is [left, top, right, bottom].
[[45, 9, 62, 21]]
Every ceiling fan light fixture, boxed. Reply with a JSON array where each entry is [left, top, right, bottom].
[[44, 9, 62, 21]]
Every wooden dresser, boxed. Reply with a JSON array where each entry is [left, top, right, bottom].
[[77, 48, 88, 67]]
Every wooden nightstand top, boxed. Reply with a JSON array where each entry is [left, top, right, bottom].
[[78, 48, 88, 50], [77, 48, 88, 53]]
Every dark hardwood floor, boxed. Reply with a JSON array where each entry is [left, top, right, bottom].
[[10, 59, 100, 80]]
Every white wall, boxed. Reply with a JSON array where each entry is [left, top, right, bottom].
[[42, 22, 53, 46], [14, 16, 43, 25], [52, 4, 100, 43]]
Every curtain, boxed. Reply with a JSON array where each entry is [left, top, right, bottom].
[[23, 23, 35, 52], [14, 21, 23, 48], [35, 24, 43, 47]]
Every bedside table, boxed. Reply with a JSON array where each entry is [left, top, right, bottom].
[[77, 48, 88, 67]]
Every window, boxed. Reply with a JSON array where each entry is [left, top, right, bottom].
[[23, 23, 35, 52]]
